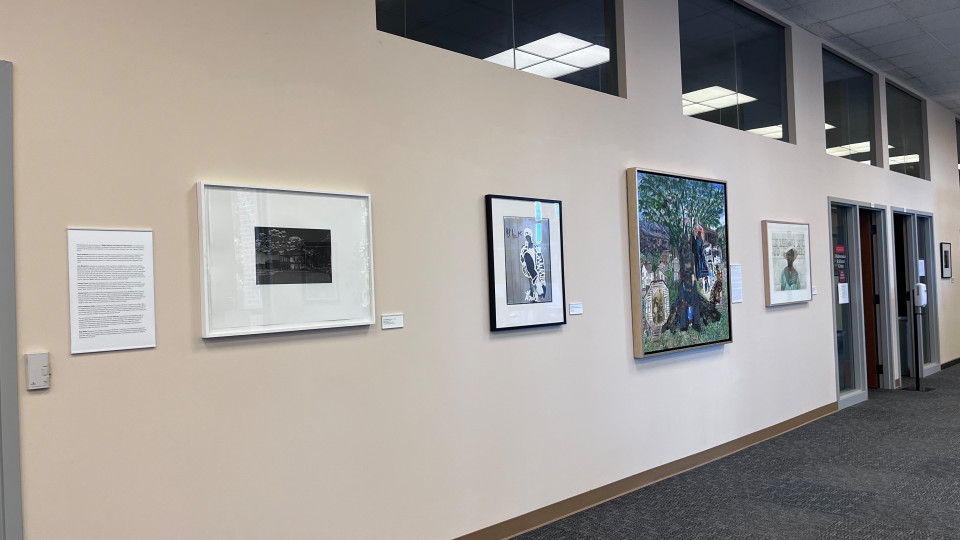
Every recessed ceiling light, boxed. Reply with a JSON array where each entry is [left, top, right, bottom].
[[518, 33, 592, 59], [554, 45, 610, 69], [484, 49, 548, 70], [682, 86, 736, 103], [522, 60, 581, 79], [890, 154, 920, 165], [699, 93, 757, 109], [683, 103, 716, 116], [825, 123, 836, 130]]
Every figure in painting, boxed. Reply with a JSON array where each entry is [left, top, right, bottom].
[[520, 227, 548, 301], [694, 222, 710, 294], [780, 248, 801, 291]]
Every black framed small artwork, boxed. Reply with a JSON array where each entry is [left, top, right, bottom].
[[485, 195, 566, 331], [942, 242, 952, 279]]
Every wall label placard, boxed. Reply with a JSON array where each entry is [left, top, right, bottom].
[[68, 228, 157, 354]]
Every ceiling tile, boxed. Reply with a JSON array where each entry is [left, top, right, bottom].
[[893, 0, 960, 18], [828, 5, 907, 35], [889, 46, 954, 68], [870, 34, 945, 58], [777, 6, 820, 26], [914, 7, 960, 32], [805, 21, 842, 39], [829, 36, 864, 52], [848, 21, 925, 48], [796, 0, 889, 21], [930, 28, 960, 45]]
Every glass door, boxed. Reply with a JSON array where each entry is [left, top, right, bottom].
[[916, 215, 940, 375], [831, 202, 866, 406]]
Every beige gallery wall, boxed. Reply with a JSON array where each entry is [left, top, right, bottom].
[[1, 0, 959, 538]]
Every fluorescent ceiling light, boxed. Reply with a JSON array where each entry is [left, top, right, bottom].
[[682, 99, 694, 106], [518, 33, 592, 59], [699, 93, 757, 109], [484, 49, 547, 69], [827, 141, 875, 157], [890, 154, 920, 165], [522, 60, 581, 79], [554, 45, 610, 69], [747, 125, 783, 137], [682, 86, 736, 103], [825, 123, 836, 130], [683, 103, 716, 116]]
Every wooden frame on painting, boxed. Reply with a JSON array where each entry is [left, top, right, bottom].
[[626, 168, 732, 358], [761, 221, 813, 306]]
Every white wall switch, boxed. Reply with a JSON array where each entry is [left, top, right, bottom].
[[812, 286, 818, 295], [381, 313, 404, 330], [25, 352, 50, 390], [569, 302, 584, 315]]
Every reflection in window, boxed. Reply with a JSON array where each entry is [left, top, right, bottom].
[[375, 0, 619, 95], [679, 0, 789, 140], [823, 51, 876, 165], [886, 84, 926, 179]]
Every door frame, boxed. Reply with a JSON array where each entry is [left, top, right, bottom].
[[0, 61, 23, 540], [829, 198, 895, 409], [861, 205, 895, 390], [892, 208, 941, 378]]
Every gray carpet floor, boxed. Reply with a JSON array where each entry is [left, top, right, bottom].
[[516, 365, 960, 540]]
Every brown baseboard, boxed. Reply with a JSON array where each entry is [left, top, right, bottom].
[[454, 402, 838, 540], [942, 358, 960, 370]]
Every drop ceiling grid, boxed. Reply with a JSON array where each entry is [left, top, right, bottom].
[[751, 0, 960, 113]]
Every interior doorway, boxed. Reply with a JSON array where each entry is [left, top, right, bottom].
[[830, 199, 893, 409], [893, 210, 941, 385], [858, 208, 890, 389]]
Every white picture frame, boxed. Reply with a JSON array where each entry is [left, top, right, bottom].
[[198, 182, 375, 338], [761, 220, 812, 306]]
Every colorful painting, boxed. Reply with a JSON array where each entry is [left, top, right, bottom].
[[627, 169, 732, 357]]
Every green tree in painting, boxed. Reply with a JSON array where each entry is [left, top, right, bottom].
[[636, 174, 726, 250]]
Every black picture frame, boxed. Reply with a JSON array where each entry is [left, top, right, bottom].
[[485, 194, 567, 331]]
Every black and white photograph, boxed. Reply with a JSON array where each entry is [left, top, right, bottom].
[[503, 217, 552, 305], [485, 195, 566, 331], [255, 226, 332, 285]]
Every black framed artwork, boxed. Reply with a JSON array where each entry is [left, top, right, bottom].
[[485, 195, 566, 331], [942, 242, 952, 279]]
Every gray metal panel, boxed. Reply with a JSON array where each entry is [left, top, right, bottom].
[[0, 60, 23, 540]]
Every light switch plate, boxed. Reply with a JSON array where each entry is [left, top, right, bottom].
[[25, 352, 50, 390], [812, 286, 818, 295], [381, 313, 404, 330], [569, 302, 584, 315]]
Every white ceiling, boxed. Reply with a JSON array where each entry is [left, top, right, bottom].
[[751, 0, 960, 115]]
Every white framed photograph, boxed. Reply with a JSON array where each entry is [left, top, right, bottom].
[[198, 182, 375, 338], [485, 194, 566, 331], [761, 220, 812, 306]]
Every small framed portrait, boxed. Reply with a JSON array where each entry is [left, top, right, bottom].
[[942, 242, 952, 279], [485, 195, 566, 331], [761, 220, 812, 306]]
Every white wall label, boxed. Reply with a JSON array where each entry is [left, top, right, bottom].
[[730, 264, 743, 304], [812, 286, 818, 295], [568, 302, 583, 315], [381, 314, 404, 330], [837, 283, 850, 304], [68, 229, 156, 354], [918, 259, 925, 277]]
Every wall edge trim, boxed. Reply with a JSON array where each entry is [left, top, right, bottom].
[[454, 401, 838, 540], [941, 358, 960, 370]]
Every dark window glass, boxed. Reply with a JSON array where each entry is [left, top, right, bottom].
[[823, 51, 876, 165], [886, 84, 926, 179], [679, 0, 789, 141], [375, 0, 619, 95]]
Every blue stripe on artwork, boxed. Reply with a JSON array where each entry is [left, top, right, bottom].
[[536, 222, 542, 244], [555, 203, 560, 219], [535, 201, 542, 221]]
